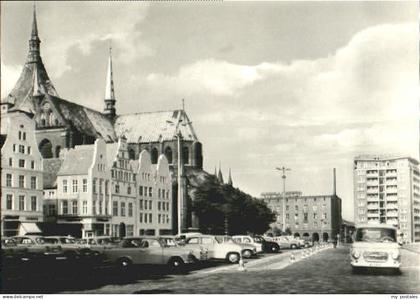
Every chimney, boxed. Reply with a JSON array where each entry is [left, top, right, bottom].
[[333, 168, 337, 196]]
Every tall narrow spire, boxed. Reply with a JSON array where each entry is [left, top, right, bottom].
[[33, 67, 42, 97], [228, 168, 233, 186], [28, 2, 41, 63], [217, 162, 224, 184], [103, 46, 116, 118]]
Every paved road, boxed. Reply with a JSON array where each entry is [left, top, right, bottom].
[[3, 245, 419, 294]]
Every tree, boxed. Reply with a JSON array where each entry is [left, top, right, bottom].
[[284, 227, 292, 236], [271, 226, 283, 236], [192, 177, 276, 235]]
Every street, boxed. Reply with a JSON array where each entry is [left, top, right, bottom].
[[3, 245, 419, 294]]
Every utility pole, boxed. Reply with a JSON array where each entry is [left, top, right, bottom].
[[275, 166, 291, 232], [176, 130, 183, 235]]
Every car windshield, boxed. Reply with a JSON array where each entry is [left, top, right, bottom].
[[160, 238, 177, 247], [44, 238, 59, 244], [60, 238, 76, 244], [253, 237, 263, 243], [355, 228, 397, 243]]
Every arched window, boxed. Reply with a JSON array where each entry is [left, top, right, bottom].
[[164, 146, 173, 164], [151, 148, 159, 164], [39, 139, 53, 158], [55, 146, 61, 158], [128, 148, 135, 160], [182, 146, 189, 165]]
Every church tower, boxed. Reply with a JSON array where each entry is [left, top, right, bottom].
[[103, 47, 116, 119]]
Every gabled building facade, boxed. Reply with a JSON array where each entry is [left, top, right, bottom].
[[1, 111, 44, 236]]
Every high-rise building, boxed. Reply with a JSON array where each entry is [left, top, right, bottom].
[[353, 155, 420, 243]]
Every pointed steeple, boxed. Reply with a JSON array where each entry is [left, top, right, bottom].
[[217, 162, 224, 184], [28, 3, 41, 63], [228, 168, 233, 186], [214, 166, 217, 177], [103, 46, 116, 118]]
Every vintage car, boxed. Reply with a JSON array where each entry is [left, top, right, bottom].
[[350, 224, 401, 271], [80, 236, 120, 253], [158, 235, 209, 261], [43, 236, 97, 260], [102, 237, 200, 270], [253, 235, 281, 253], [272, 236, 301, 249], [183, 235, 255, 263], [12, 235, 64, 261], [232, 235, 264, 253]]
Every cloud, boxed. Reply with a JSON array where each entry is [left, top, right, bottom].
[[39, 2, 152, 78]]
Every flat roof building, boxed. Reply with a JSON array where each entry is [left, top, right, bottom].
[[353, 155, 420, 243]]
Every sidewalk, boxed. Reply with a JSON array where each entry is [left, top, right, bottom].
[[402, 243, 420, 254]]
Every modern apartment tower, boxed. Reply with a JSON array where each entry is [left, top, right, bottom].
[[353, 155, 420, 243]]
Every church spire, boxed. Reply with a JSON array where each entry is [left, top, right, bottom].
[[103, 46, 116, 118], [28, 2, 41, 63], [217, 162, 224, 184], [228, 168, 233, 186]]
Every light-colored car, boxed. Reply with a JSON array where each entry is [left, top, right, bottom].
[[350, 224, 401, 271], [272, 236, 301, 249], [232, 235, 263, 253], [102, 237, 199, 270], [183, 235, 255, 263], [158, 235, 209, 261]]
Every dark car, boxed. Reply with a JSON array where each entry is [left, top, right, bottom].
[[254, 235, 280, 253]]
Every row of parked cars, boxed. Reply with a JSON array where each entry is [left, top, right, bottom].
[[1, 233, 310, 275]]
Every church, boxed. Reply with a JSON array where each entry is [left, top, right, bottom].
[[1, 7, 207, 233]]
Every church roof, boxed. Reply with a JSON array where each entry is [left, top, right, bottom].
[[58, 145, 95, 175], [114, 109, 198, 143], [44, 95, 117, 142], [2, 7, 58, 106]]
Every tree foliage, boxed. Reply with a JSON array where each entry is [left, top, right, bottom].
[[192, 176, 276, 235]]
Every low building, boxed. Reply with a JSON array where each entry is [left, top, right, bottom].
[[262, 192, 342, 242], [1, 111, 44, 236]]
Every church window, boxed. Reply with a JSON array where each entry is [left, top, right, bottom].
[[164, 147, 173, 164], [182, 147, 189, 164], [151, 148, 159, 164]]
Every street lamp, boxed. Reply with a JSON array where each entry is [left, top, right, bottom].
[[275, 166, 291, 232]]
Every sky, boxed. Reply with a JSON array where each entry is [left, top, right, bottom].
[[1, 1, 419, 221]]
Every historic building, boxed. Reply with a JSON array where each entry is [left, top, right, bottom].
[[1, 7, 204, 233], [1, 111, 44, 236], [353, 155, 420, 243]]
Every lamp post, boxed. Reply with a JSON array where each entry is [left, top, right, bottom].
[[275, 167, 291, 232], [175, 130, 183, 236]]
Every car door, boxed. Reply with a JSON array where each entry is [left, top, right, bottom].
[[201, 237, 215, 259], [134, 239, 163, 265]]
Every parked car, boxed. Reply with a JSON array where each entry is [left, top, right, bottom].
[[12, 235, 64, 262], [158, 235, 209, 261], [253, 235, 281, 253], [81, 236, 120, 253], [272, 236, 301, 249], [102, 237, 200, 270], [183, 235, 255, 263], [232, 235, 263, 253], [1, 237, 30, 265], [295, 237, 312, 248], [215, 235, 258, 258], [350, 224, 401, 272], [43, 236, 97, 260]]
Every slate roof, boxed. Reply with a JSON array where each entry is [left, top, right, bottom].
[[57, 145, 95, 175], [114, 110, 198, 143], [43, 158, 64, 189], [2, 58, 58, 106]]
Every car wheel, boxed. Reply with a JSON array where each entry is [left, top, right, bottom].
[[168, 257, 185, 271], [242, 249, 253, 259], [226, 252, 240, 264], [291, 244, 297, 249], [271, 245, 280, 253], [116, 257, 132, 271]]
